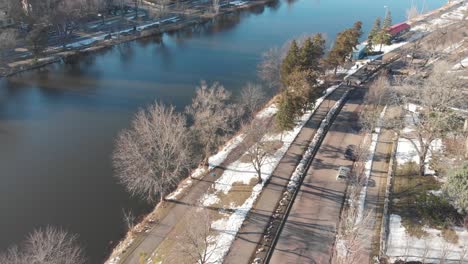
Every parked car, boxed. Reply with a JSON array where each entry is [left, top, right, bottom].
[[344, 145, 357, 161], [336, 166, 350, 181]]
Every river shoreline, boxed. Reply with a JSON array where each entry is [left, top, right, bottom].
[[0, 0, 275, 79]]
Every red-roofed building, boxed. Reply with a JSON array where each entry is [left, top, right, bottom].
[[387, 22, 411, 37]]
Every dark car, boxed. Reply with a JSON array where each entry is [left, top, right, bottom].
[[344, 145, 357, 161]]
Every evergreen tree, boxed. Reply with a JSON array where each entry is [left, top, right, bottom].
[[326, 21, 363, 74], [374, 29, 391, 51], [280, 40, 300, 85], [368, 17, 382, 46], [275, 92, 297, 136], [443, 163, 468, 214], [311, 33, 326, 70], [299, 37, 315, 71], [352, 21, 363, 41], [383, 10, 393, 29]]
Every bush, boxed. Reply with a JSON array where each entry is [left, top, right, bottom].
[[441, 227, 459, 244], [443, 163, 468, 214], [415, 193, 462, 228], [396, 161, 419, 176]]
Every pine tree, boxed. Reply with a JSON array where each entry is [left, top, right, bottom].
[[352, 21, 363, 41], [299, 37, 314, 70], [383, 10, 392, 29], [325, 21, 364, 75], [368, 17, 381, 43], [311, 33, 326, 70], [374, 29, 391, 51], [275, 92, 297, 137], [280, 40, 300, 85]]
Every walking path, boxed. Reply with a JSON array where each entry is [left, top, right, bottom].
[[360, 129, 393, 262]]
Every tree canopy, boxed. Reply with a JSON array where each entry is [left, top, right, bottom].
[[326, 21, 363, 74]]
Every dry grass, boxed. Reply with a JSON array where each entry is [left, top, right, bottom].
[[442, 227, 459, 244], [214, 181, 256, 209]]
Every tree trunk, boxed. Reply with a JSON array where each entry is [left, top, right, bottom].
[[418, 147, 428, 176], [257, 169, 262, 184]]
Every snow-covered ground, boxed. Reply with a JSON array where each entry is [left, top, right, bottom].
[[387, 102, 463, 262], [453, 56, 468, 70], [387, 214, 468, 263], [66, 16, 179, 48], [166, 103, 278, 201], [412, 2, 467, 33], [395, 103, 443, 175]]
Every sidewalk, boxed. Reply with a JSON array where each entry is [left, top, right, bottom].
[[361, 129, 394, 263], [224, 86, 349, 264]]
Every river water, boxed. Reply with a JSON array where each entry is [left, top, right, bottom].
[[0, 0, 446, 262]]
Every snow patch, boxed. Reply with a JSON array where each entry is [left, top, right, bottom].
[[387, 214, 468, 263]]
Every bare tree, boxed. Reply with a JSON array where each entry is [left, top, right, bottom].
[[241, 120, 274, 184], [113, 102, 192, 203], [240, 82, 266, 120], [335, 206, 372, 264], [212, 0, 220, 14], [0, 246, 23, 264], [390, 62, 465, 176], [27, 25, 48, 58], [0, 226, 87, 264], [439, 241, 451, 264], [122, 208, 136, 230], [365, 73, 390, 107], [186, 81, 239, 165], [0, 28, 17, 57], [174, 209, 220, 264], [421, 240, 432, 263], [406, 4, 420, 21], [257, 47, 282, 90], [359, 74, 390, 132]]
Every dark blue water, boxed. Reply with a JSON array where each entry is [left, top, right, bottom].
[[0, 0, 446, 262]]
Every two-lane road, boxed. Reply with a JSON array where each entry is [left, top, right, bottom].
[[270, 88, 366, 264]]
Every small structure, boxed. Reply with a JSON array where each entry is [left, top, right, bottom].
[[387, 22, 411, 38], [352, 43, 367, 60]]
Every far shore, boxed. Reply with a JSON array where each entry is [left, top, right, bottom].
[[0, 0, 275, 79]]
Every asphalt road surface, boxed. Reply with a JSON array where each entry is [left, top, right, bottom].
[[270, 88, 366, 264]]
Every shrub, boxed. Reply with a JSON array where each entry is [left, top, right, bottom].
[[396, 161, 419, 176], [441, 227, 459, 244]]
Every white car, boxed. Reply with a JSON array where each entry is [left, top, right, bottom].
[[336, 166, 350, 181]]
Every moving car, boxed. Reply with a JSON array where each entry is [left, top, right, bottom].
[[344, 145, 357, 161]]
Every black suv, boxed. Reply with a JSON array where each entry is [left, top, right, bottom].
[[344, 145, 357, 161]]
